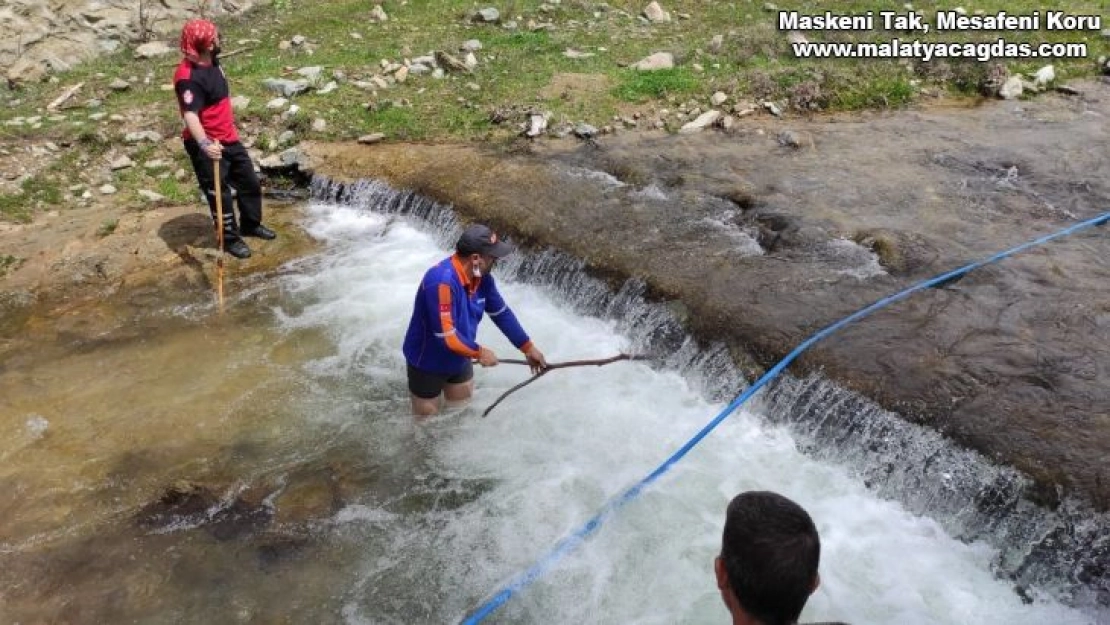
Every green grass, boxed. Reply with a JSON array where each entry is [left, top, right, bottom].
[[156, 177, 197, 203], [0, 254, 24, 277], [1, 0, 1106, 219], [614, 68, 702, 102], [96, 218, 119, 237], [0, 193, 33, 223], [0, 175, 63, 223]]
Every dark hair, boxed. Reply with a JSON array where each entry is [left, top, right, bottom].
[[721, 491, 820, 625]]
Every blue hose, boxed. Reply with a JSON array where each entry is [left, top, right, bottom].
[[460, 211, 1110, 624]]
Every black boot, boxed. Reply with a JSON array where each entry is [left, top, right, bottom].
[[242, 224, 277, 240], [226, 240, 252, 258]]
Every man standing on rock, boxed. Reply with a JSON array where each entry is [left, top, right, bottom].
[[403, 224, 547, 417], [174, 19, 275, 259]]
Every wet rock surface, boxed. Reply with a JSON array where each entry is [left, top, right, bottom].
[[303, 81, 1110, 510]]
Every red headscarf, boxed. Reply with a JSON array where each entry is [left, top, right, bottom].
[[180, 19, 218, 62]]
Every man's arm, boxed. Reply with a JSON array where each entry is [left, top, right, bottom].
[[483, 279, 547, 372], [175, 80, 221, 159], [425, 281, 481, 359]]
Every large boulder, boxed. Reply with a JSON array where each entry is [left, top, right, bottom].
[[3, 0, 255, 87]]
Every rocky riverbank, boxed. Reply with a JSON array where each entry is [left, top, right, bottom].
[[298, 80, 1110, 512], [2, 0, 1107, 516]]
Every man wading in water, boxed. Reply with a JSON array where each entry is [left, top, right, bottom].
[[402, 224, 547, 417]]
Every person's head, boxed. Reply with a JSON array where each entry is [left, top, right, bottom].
[[180, 19, 221, 63], [455, 224, 515, 278], [715, 491, 821, 625]]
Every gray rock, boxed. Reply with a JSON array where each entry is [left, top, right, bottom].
[[1033, 65, 1055, 87], [370, 4, 389, 22], [524, 113, 549, 138], [462, 39, 483, 52], [1, 1, 255, 86], [573, 123, 599, 139], [110, 155, 134, 170], [133, 41, 173, 59], [138, 189, 165, 202], [124, 130, 162, 144], [679, 110, 722, 133], [435, 50, 471, 73], [643, 1, 671, 23], [358, 133, 386, 144], [476, 8, 500, 22], [777, 130, 803, 148], [998, 75, 1023, 100], [296, 66, 324, 84], [263, 78, 311, 97], [260, 147, 310, 171], [108, 78, 130, 91], [631, 52, 675, 71]]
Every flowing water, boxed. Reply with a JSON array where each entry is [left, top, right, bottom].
[[0, 184, 1105, 624]]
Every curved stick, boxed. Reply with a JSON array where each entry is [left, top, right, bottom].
[[481, 353, 645, 417], [481, 370, 550, 417]]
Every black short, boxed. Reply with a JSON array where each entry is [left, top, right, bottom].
[[407, 363, 474, 399]]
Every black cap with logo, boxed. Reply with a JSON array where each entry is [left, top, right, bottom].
[[456, 224, 516, 258]]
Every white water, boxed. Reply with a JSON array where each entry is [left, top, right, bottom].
[[273, 201, 1099, 624]]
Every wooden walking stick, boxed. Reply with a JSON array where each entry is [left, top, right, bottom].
[[212, 158, 225, 313], [481, 353, 647, 417]]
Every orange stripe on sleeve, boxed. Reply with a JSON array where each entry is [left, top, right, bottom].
[[438, 283, 481, 359]]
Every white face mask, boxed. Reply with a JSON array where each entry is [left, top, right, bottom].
[[472, 263, 481, 278]]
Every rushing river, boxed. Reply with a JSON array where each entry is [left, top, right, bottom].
[[0, 193, 1104, 624]]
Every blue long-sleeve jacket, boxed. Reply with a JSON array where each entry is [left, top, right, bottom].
[[403, 255, 533, 375]]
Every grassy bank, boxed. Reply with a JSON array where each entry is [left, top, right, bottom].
[[0, 0, 1106, 220]]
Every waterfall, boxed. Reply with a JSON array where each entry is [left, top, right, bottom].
[[310, 175, 1108, 612]]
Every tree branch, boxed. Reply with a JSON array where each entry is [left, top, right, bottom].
[[481, 353, 646, 417]]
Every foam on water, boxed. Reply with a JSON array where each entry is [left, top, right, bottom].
[[271, 199, 1102, 624]]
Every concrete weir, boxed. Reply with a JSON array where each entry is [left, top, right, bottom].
[[297, 82, 1110, 521]]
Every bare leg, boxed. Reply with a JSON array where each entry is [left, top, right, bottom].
[[443, 379, 474, 410], [411, 394, 440, 417]]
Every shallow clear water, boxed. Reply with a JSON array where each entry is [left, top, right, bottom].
[[0, 199, 1102, 624]]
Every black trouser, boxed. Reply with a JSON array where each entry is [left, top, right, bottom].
[[184, 139, 262, 245]]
